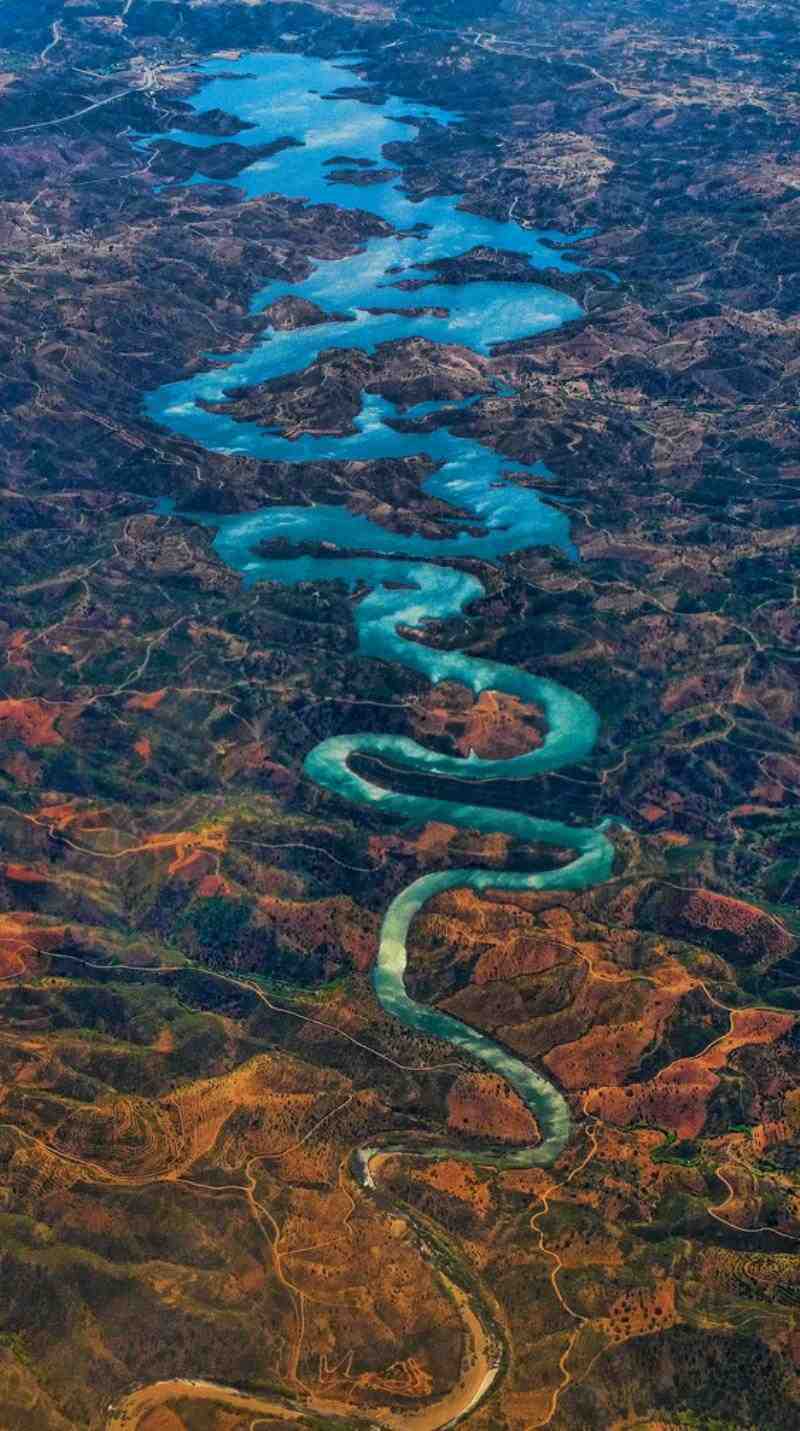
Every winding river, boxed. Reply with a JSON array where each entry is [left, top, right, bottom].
[[121, 48, 616, 1428]]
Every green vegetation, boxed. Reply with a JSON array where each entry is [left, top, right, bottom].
[[652, 1137, 700, 1166], [0, 1331, 34, 1371], [674, 1414, 756, 1430], [176, 895, 255, 964]]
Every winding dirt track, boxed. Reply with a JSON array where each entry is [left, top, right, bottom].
[[101, 965, 503, 1431], [108, 1261, 496, 1431]]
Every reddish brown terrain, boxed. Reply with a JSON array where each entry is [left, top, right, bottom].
[[2, 1, 800, 1429]]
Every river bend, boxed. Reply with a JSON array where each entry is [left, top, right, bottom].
[[129, 47, 616, 1428]]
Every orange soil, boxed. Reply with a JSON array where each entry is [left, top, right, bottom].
[[256, 894, 378, 972], [357, 1359, 433, 1399], [3, 863, 48, 884], [0, 697, 63, 747], [543, 982, 681, 1091], [638, 803, 667, 823], [126, 688, 168, 710], [472, 934, 565, 984], [446, 1070, 541, 1146], [36, 801, 88, 828], [586, 1063, 715, 1140], [701, 1007, 795, 1070], [0, 912, 67, 976], [498, 1166, 552, 1198], [598, 1278, 679, 1344], [416, 1159, 493, 1217], [145, 823, 229, 874], [221, 741, 298, 796], [416, 822, 509, 865], [630, 881, 797, 961], [412, 682, 544, 759], [139, 1411, 186, 1431], [678, 887, 796, 959], [195, 872, 236, 897], [586, 1007, 793, 1138], [169, 848, 218, 883], [5, 630, 32, 669]]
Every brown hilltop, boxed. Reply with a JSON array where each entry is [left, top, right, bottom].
[[139, 1411, 185, 1431], [254, 893, 379, 976], [4, 0, 800, 1424], [623, 882, 797, 964], [447, 1070, 540, 1146], [587, 1006, 795, 1139], [0, 698, 64, 747], [411, 681, 544, 759]]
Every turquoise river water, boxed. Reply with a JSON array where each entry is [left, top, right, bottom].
[[145, 50, 615, 1171]]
